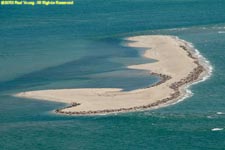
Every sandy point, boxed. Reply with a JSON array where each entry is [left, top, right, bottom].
[[14, 35, 208, 115]]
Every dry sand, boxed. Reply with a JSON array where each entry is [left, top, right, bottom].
[[14, 35, 206, 115]]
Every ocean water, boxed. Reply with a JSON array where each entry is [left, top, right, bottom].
[[1, 0, 225, 149]]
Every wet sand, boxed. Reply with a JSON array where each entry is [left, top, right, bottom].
[[14, 35, 207, 115]]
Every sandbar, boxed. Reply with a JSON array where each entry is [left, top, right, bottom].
[[14, 35, 207, 115]]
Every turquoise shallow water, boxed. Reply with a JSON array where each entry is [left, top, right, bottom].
[[1, 0, 225, 149]]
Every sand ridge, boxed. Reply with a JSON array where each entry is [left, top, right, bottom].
[[14, 35, 206, 115]]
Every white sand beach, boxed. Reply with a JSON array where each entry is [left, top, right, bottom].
[[14, 35, 206, 115]]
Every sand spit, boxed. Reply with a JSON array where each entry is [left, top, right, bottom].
[[14, 35, 209, 115]]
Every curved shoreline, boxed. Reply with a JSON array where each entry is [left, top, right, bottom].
[[14, 35, 211, 115], [55, 49, 206, 115]]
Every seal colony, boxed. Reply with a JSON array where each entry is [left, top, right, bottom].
[[14, 35, 209, 115]]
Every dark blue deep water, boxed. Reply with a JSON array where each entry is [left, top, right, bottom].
[[1, 0, 225, 149]]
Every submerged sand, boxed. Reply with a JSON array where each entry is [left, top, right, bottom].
[[14, 35, 207, 115]]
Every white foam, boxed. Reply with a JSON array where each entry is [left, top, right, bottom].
[[211, 128, 223, 131], [180, 37, 213, 79], [167, 27, 188, 31], [212, 26, 225, 30], [173, 89, 193, 105], [216, 112, 224, 115], [218, 31, 225, 34], [207, 115, 213, 119]]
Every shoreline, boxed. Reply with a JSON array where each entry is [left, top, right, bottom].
[[14, 35, 211, 115]]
